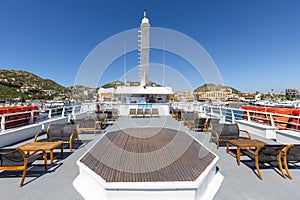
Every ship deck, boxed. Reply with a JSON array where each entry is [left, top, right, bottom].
[[80, 127, 215, 183], [0, 116, 300, 199]]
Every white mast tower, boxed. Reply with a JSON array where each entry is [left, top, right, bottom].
[[138, 10, 150, 86]]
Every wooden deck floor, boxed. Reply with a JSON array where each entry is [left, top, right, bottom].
[[80, 127, 215, 182]]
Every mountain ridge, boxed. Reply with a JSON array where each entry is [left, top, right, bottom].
[[0, 69, 67, 99]]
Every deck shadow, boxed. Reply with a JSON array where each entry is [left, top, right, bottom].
[[240, 159, 285, 179], [0, 162, 63, 186]]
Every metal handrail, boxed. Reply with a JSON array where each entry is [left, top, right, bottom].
[[0, 104, 92, 132], [206, 106, 300, 132]]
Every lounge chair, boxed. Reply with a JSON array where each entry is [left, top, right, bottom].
[[282, 144, 300, 179], [245, 144, 286, 179], [129, 109, 137, 118], [182, 112, 198, 129], [104, 109, 118, 121], [77, 119, 97, 133], [172, 109, 183, 121], [144, 108, 151, 118], [192, 118, 207, 133], [136, 108, 144, 118], [34, 124, 80, 152], [210, 123, 251, 149], [172, 108, 180, 120], [206, 118, 220, 133], [0, 148, 47, 186], [111, 108, 119, 120], [151, 108, 159, 117]]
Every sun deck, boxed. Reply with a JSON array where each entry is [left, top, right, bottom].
[[80, 127, 215, 183], [0, 116, 300, 199]]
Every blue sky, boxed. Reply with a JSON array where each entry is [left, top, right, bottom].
[[0, 0, 299, 93]]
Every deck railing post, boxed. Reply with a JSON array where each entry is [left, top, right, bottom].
[[247, 110, 251, 122], [30, 111, 34, 123], [231, 109, 235, 123], [1, 114, 6, 131], [62, 107, 65, 117], [72, 106, 75, 115], [48, 109, 52, 119], [269, 114, 275, 127]]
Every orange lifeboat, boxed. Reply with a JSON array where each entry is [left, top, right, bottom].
[[241, 106, 269, 124], [266, 107, 294, 130], [242, 105, 299, 130], [0, 106, 39, 129], [291, 110, 300, 130]]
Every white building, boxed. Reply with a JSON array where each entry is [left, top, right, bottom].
[[115, 85, 174, 103]]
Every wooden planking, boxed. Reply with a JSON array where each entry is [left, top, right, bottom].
[[80, 128, 215, 182]]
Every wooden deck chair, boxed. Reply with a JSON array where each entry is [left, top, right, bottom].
[[0, 148, 47, 186], [136, 108, 144, 118], [34, 124, 80, 152], [282, 144, 300, 179], [210, 123, 251, 149], [129, 109, 137, 118]]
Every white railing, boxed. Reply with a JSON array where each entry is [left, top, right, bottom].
[[170, 102, 300, 132], [205, 106, 300, 132], [0, 103, 93, 132]]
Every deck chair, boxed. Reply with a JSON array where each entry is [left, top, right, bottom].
[[205, 118, 220, 133], [136, 108, 144, 118], [151, 108, 159, 117], [111, 108, 119, 120], [129, 109, 137, 118], [172, 109, 182, 121], [182, 112, 197, 129], [245, 144, 286, 179], [34, 124, 80, 152], [192, 118, 207, 133], [77, 119, 96, 132], [144, 108, 151, 118], [0, 148, 47, 186], [282, 144, 300, 179], [171, 108, 179, 120], [210, 123, 251, 149]]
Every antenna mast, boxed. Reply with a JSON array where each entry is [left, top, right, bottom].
[[123, 39, 126, 84], [163, 39, 166, 86]]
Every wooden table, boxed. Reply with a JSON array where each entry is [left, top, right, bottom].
[[226, 139, 267, 165], [18, 142, 63, 165]]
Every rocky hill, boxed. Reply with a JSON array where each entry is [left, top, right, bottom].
[[0, 69, 68, 99], [194, 83, 240, 94]]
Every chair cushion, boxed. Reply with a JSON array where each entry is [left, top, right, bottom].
[[47, 124, 75, 139], [48, 124, 65, 138], [286, 145, 300, 162], [215, 124, 239, 138], [194, 118, 206, 128], [258, 145, 285, 162], [0, 149, 23, 166]]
